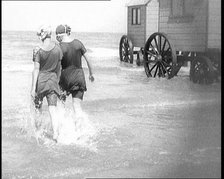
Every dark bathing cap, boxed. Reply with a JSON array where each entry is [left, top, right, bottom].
[[56, 24, 71, 35]]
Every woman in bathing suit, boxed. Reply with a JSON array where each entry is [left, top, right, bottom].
[[55, 24, 94, 117], [31, 25, 62, 141]]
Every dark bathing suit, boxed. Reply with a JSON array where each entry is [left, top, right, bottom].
[[59, 39, 87, 100], [33, 43, 62, 106]]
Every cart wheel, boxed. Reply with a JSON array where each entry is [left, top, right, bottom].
[[143, 32, 177, 79], [190, 56, 217, 84], [119, 35, 133, 64]]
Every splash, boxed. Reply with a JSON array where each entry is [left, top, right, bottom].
[[26, 100, 97, 148], [56, 102, 96, 146]]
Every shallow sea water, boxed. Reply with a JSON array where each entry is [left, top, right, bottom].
[[2, 31, 221, 178]]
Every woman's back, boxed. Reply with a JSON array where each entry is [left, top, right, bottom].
[[34, 43, 62, 74], [60, 39, 87, 70]]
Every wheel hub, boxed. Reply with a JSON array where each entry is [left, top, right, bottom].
[[125, 49, 129, 55], [157, 55, 162, 62]]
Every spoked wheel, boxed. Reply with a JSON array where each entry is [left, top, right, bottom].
[[143, 32, 177, 79], [119, 35, 134, 64], [190, 56, 217, 84]]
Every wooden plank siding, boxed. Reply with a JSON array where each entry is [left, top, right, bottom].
[[128, 5, 146, 47], [207, 0, 221, 49], [146, 0, 159, 41], [159, 0, 208, 52]]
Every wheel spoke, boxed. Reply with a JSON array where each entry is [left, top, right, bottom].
[[127, 55, 130, 62], [161, 39, 167, 54], [150, 44, 159, 55], [124, 56, 127, 62], [122, 56, 125, 61], [158, 35, 162, 53], [154, 64, 159, 77], [153, 37, 159, 54], [149, 62, 157, 74], [159, 63, 164, 77], [145, 50, 157, 58], [160, 64, 165, 77], [126, 56, 129, 62], [162, 47, 171, 56], [162, 60, 172, 68], [167, 66, 172, 72], [161, 61, 169, 76], [145, 59, 156, 63]]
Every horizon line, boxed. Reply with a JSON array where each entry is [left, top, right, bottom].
[[2, 29, 125, 34]]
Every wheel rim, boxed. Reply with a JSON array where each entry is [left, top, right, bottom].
[[143, 33, 177, 78], [119, 35, 133, 64]]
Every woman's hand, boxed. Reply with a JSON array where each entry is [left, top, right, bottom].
[[89, 75, 94, 82]]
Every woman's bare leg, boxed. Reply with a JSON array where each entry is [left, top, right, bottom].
[[72, 98, 83, 117], [48, 105, 59, 141]]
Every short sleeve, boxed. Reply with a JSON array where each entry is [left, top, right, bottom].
[[32, 47, 40, 63], [79, 41, 87, 55], [59, 46, 63, 60]]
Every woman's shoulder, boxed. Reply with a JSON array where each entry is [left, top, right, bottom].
[[70, 39, 86, 49], [72, 39, 83, 44], [60, 38, 84, 50], [52, 43, 64, 55]]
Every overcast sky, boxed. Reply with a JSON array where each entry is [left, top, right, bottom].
[[2, 0, 129, 33]]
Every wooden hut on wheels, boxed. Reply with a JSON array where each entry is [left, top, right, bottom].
[[127, 0, 159, 48], [119, 0, 221, 84]]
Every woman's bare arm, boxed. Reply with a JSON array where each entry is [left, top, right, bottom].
[[83, 53, 94, 82], [31, 62, 40, 98]]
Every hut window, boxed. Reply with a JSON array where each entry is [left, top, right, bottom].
[[171, 0, 194, 17], [169, 0, 194, 23], [132, 8, 141, 25]]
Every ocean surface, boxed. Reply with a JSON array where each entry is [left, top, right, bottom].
[[2, 31, 221, 178]]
